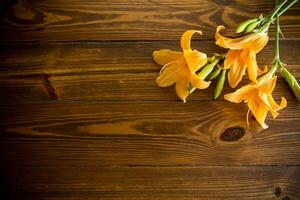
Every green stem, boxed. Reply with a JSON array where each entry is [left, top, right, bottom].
[[270, 0, 288, 19], [274, 0, 300, 101], [274, 0, 280, 61], [259, 0, 298, 33], [263, 0, 280, 78], [261, 0, 287, 24], [266, 0, 297, 19], [277, 0, 298, 17]]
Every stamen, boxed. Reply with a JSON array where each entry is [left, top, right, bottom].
[[246, 108, 251, 126]]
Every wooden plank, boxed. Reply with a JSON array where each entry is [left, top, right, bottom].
[[0, 41, 299, 75], [1, 166, 299, 199], [1, 101, 299, 166], [49, 72, 298, 101], [0, 41, 299, 101], [0, 75, 54, 102], [0, 0, 299, 42], [8, 76, 298, 102]]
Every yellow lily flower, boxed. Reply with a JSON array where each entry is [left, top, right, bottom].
[[224, 74, 287, 129], [153, 30, 210, 102], [215, 25, 269, 88]]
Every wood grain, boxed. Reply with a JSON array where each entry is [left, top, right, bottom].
[[0, 0, 299, 199], [0, 74, 55, 102], [1, 41, 299, 75], [0, 41, 299, 102], [0, 0, 299, 42], [1, 101, 299, 166], [1, 166, 299, 199]]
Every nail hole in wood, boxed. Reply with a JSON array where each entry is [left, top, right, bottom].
[[274, 186, 281, 197], [220, 127, 245, 142]]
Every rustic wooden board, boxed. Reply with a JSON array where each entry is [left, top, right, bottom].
[[1, 72, 296, 102], [0, 41, 299, 102], [0, 75, 55, 102], [1, 0, 299, 199], [1, 101, 299, 166], [1, 41, 299, 76], [1, 166, 299, 200], [0, 0, 299, 42]]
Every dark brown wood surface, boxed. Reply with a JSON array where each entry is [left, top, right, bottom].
[[0, 0, 299, 199], [0, 0, 300, 42]]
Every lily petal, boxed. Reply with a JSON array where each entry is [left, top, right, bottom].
[[259, 76, 277, 94], [156, 62, 179, 87], [248, 97, 269, 129], [215, 26, 252, 49], [258, 65, 268, 75], [258, 76, 287, 118], [153, 50, 183, 65], [259, 92, 280, 118], [245, 33, 269, 53], [215, 26, 268, 51], [180, 30, 203, 51], [259, 93, 286, 119], [224, 85, 255, 103], [184, 49, 207, 72], [224, 50, 241, 69], [228, 57, 247, 88], [268, 96, 287, 112], [190, 74, 210, 89], [242, 49, 258, 82], [175, 80, 190, 102]]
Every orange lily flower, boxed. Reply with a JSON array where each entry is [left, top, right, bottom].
[[153, 30, 210, 102], [215, 25, 269, 88], [224, 74, 287, 129]]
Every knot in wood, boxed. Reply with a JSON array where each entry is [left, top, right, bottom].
[[220, 127, 245, 142], [274, 186, 281, 197]]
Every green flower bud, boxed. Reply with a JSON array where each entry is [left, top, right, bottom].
[[197, 58, 219, 79], [214, 69, 226, 99], [236, 19, 257, 33], [281, 67, 300, 101], [206, 67, 222, 81], [245, 20, 260, 33], [208, 56, 216, 63]]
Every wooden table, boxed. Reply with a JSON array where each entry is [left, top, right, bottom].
[[0, 0, 299, 199]]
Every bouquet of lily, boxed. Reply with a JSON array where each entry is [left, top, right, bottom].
[[153, 0, 299, 129]]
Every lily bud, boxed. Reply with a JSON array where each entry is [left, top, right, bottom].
[[281, 67, 300, 101], [214, 69, 226, 99], [245, 20, 260, 33], [189, 57, 219, 94], [197, 58, 219, 79], [236, 19, 257, 33], [206, 67, 222, 81], [208, 56, 216, 63]]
